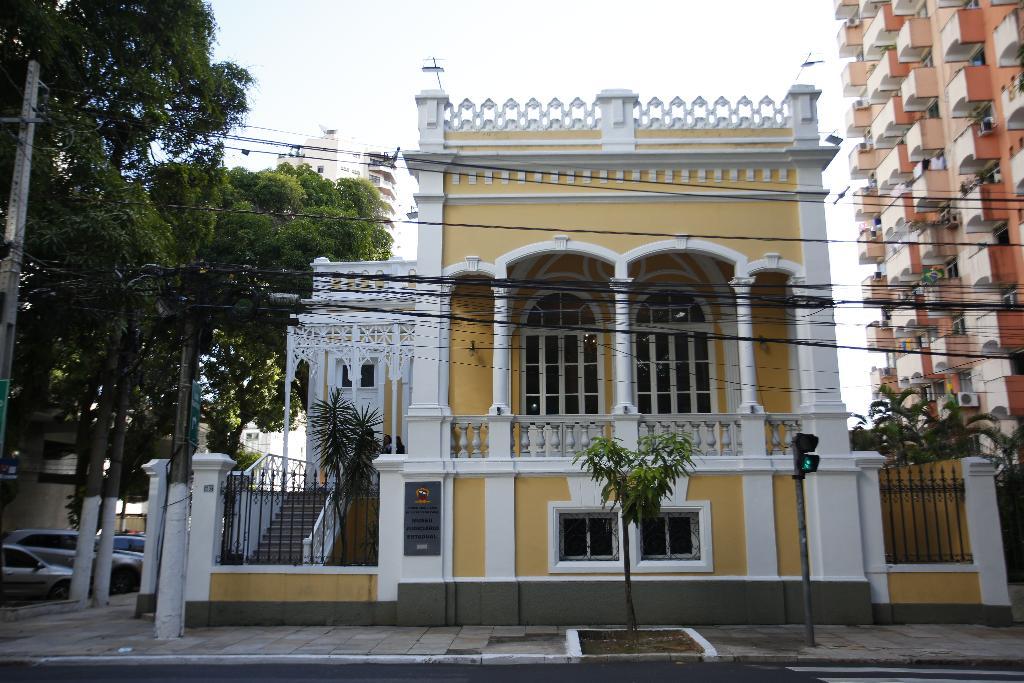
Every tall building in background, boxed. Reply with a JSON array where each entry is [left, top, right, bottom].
[[276, 129, 399, 215], [839, 0, 1024, 427]]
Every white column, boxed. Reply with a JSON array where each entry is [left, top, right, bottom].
[[135, 458, 168, 615], [485, 472, 516, 578], [789, 275, 850, 454], [805, 468, 867, 580], [183, 453, 235, 613], [742, 469, 778, 578], [611, 278, 636, 415], [962, 457, 1012, 621], [854, 453, 890, 606], [730, 277, 763, 414], [438, 287, 452, 410], [489, 286, 510, 415], [374, 457, 405, 602]]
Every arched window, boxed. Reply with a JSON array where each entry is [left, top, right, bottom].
[[522, 293, 601, 415], [634, 293, 712, 414]]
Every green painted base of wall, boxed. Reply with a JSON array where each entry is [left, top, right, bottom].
[[873, 603, 1013, 627], [184, 601, 397, 627], [135, 593, 155, 617]]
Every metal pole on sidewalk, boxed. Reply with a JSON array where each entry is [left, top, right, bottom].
[[793, 452, 815, 647]]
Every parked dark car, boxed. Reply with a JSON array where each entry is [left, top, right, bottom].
[[2, 544, 72, 601], [3, 529, 142, 594]]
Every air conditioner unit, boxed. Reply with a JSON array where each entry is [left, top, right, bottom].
[[853, 99, 871, 109], [847, 17, 861, 27], [939, 208, 959, 227], [979, 116, 995, 135], [958, 392, 979, 407], [858, 141, 874, 151]]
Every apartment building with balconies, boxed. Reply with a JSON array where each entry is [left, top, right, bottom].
[[275, 129, 400, 215], [837, 0, 1024, 422]]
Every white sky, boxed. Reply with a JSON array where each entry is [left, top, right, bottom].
[[208, 0, 880, 417]]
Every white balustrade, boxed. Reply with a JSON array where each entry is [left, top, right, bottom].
[[638, 415, 743, 457], [765, 415, 803, 455], [513, 417, 613, 458], [450, 419, 489, 458]]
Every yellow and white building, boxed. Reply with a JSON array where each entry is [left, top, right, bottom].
[[163, 86, 1013, 628]]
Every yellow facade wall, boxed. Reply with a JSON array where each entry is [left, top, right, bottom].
[[447, 284, 494, 416], [515, 476, 571, 576], [752, 272, 795, 413], [209, 573, 377, 602], [887, 572, 981, 604], [442, 202, 803, 268], [453, 478, 486, 577], [773, 475, 801, 576], [687, 475, 746, 575]]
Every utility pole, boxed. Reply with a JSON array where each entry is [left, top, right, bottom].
[[0, 59, 45, 610], [0, 60, 45, 452], [154, 300, 202, 638]]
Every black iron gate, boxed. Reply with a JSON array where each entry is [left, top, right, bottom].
[[996, 464, 1024, 582]]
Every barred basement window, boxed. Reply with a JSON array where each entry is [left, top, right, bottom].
[[640, 511, 700, 560], [559, 513, 618, 561]]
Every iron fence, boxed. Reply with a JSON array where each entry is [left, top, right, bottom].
[[219, 455, 379, 566], [996, 464, 1024, 582], [879, 464, 972, 564]]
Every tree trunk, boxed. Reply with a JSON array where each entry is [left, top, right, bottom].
[[621, 520, 638, 633], [69, 327, 122, 606], [93, 327, 135, 606]]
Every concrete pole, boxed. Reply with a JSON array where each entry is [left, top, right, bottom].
[[154, 315, 200, 639], [730, 277, 763, 414], [0, 60, 41, 426], [610, 278, 635, 415], [135, 458, 168, 616]]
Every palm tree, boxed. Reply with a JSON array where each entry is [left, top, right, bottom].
[[866, 385, 931, 465], [307, 388, 381, 561]]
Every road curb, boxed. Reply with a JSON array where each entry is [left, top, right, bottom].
[[4, 652, 1020, 667]]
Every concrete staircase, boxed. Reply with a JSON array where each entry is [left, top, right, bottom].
[[250, 490, 327, 564]]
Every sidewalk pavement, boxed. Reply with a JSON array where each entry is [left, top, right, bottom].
[[1, 595, 1023, 665]]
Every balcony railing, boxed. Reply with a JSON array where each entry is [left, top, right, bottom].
[[896, 17, 931, 63], [900, 66, 938, 111], [870, 96, 915, 147], [880, 193, 927, 235], [952, 123, 1000, 175], [1012, 146, 1024, 194], [886, 240, 922, 283], [839, 21, 865, 58], [845, 100, 875, 137], [858, 227, 885, 265], [912, 169, 952, 211], [947, 66, 993, 118], [863, 273, 896, 302], [864, 3, 905, 60], [1002, 82, 1024, 130], [961, 185, 1009, 234], [940, 8, 986, 63], [835, 0, 859, 19], [995, 9, 1020, 67], [867, 51, 912, 104], [876, 144, 914, 190], [931, 334, 976, 373], [896, 346, 934, 386], [867, 322, 896, 349], [849, 144, 885, 179], [843, 61, 871, 98], [449, 413, 803, 459], [904, 118, 943, 161]]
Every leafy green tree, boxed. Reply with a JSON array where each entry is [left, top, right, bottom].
[[573, 433, 694, 632]]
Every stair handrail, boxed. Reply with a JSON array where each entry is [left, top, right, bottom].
[[303, 491, 340, 564]]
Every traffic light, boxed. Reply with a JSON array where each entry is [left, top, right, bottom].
[[792, 432, 820, 479]]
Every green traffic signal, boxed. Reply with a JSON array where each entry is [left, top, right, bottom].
[[799, 452, 820, 474]]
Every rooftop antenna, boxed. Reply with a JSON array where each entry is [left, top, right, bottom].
[[422, 57, 445, 90], [793, 51, 824, 85]]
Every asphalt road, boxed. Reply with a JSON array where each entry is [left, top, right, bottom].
[[3, 663, 1024, 683]]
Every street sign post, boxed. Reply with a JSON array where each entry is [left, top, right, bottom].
[[0, 378, 10, 455], [188, 380, 201, 448]]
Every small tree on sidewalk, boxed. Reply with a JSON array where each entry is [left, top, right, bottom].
[[573, 433, 694, 632]]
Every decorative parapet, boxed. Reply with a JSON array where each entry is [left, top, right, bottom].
[[447, 97, 600, 132], [443, 94, 791, 132], [635, 95, 789, 130]]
